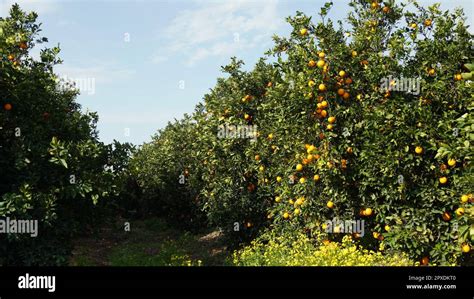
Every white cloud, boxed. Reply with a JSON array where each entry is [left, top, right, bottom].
[[152, 0, 282, 66]]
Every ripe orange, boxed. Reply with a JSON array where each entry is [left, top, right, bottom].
[[455, 207, 464, 216], [410, 23, 418, 29], [259, 165, 265, 172], [327, 124, 333, 130], [7, 54, 14, 61], [275, 196, 281, 203], [428, 68, 435, 76], [351, 50, 357, 57], [19, 42, 28, 49], [454, 74, 462, 81], [299, 177, 306, 184], [317, 60, 325, 68], [439, 177, 448, 184], [365, 208, 373, 216], [447, 159, 456, 167], [461, 194, 469, 203], [255, 154, 261, 161], [338, 70, 346, 77], [4, 103, 12, 111], [318, 84, 327, 92], [462, 244, 471, 253], [421, 257, 429, 265], [346, 147, 353, 154], [441, 212, 451, 221], [294, 208, 301, 216], [424, 19, 432, 27], [276, 176, 282, 183], [384, 225, 391, 232], [345, 78, 353, 84], [327, 201, 334, 208], [308, 60, 316, 68], [371, 2, 379, 9], [283, 212, 290, 219], [382, 6, 390, 13], [296, 164, 303, 171], [320, 100, 328, 108], [267, 133, 274, 140], [343, 92, 350, 100], [320, 110, 327, 118], [415, 146, 423, 154], [373, 232, 380, 239], [318, 52, 325, 59], [313, 174, 320, 182], [337, 88, 345, 96], [308, 80, 316, 87], [300, 28, 308, 36], [267, 81, 273, 87], [328, 116, 336, 124]]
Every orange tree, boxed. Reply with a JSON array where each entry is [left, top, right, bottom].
[[0, 5, 125, 265], [135, 0, 473, 264]]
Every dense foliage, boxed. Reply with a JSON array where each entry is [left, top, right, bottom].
[[0, 5, 133, 265], [134, 0, 473, 265]]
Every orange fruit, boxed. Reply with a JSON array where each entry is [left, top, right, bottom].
[[441, 211, 451, 221], [428, 68, 435, 76], [300, 28, 308, 36], [327, 124, 333, 130], [439, 177, 448, 184], [462, 244, 471, 253], [455, 207, 464, 216], [328, 116, 336, 124], [19, 42, 28, 49], [4, 103, 12, 111], [296, 164, 303, 171], [283, 212, 290, 219], [294, 208, 301, 216], [320, 100, 328, 108], [313, 174, 320, 182], [410, 23, 418, 29], [347, 147, 353, 154], [448, 159, 456, 167], [421, 256, 429, 265], [337, 88, 345, 96], [275, 196, 281, 203], [454, 74, 462, 81], [318, 84, 327, 92], [415, 146, 423, 154], [308, 80, 316, 87], [461, 194, 469, 203], [351, 50, 357, 57], [327, 201, 334, 208], [318, 52, 325, 59], [343, 92, 350, 100], [424, 19, 432, 27], [373, 232, 380, 239], [382, 6, 390, 13], [267, 81, 273, 87], [345, 78, 353, 84], [308, 60, 316, 68], [299, 177, 306, 184], [365, 208, 373, 216], [255, 155, 260, 161], [338, 70, 346, 77], [7, 54, 14, 61], [317, 60, 325, 68]]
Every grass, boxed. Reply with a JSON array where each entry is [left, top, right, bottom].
[[70, 217, 230, 266]]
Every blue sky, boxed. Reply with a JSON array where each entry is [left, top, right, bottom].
[[1, 0, 473, 145]]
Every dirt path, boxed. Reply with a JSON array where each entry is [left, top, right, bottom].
[[69, 218, 230, 266]]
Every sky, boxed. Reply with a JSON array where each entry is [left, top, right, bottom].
[[1, 0, 473, 145]]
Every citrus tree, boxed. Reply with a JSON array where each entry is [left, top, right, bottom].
[[0, 5, 125, 265], [135, 0, 473, 265]]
